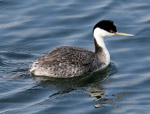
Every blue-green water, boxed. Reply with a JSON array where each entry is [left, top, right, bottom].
[[0, 0, 150, 114]]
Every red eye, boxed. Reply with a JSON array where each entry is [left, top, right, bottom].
[[110, 30, 113, 33]]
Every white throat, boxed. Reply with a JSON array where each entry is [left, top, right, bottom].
[[93, 28, 113, 66]]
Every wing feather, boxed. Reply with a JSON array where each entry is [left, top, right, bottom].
[[38, 46, 94, 67]]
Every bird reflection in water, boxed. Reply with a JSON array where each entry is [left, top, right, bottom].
[[32, 63, 129, 108]]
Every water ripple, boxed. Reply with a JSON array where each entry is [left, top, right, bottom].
[[0, 0, 150, 113]]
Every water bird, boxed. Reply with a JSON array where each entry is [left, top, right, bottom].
[[30, 20, 134, 78]]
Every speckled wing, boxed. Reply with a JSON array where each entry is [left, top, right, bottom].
[[38, 46, 94, 67]]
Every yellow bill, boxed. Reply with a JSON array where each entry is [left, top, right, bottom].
[[115, 32, 134, 36]]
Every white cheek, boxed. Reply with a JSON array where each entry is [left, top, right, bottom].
[[94, 28, 114, 37]]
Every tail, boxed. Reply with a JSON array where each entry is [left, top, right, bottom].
[[29, 61, 39, 76]]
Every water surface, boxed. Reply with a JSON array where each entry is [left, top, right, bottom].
[[0, 0, 150, 114]]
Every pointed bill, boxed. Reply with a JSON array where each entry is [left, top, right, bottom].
[[115, 32, 134, 36]]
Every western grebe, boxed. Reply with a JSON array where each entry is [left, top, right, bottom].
[[30, 20, 134, 78]]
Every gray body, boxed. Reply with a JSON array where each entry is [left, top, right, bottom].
[[30, 46, 108, 78]]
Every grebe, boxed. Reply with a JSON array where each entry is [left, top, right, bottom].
[[30, 20, 134, 78]]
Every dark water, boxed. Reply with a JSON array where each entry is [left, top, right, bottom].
[[0, 0, 150, 114]]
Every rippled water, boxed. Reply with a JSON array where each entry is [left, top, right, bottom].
[[0, 0, 150, 114]]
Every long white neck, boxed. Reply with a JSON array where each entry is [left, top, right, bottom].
[[93, 28, 112, 65], [94, 34, 106, 49]]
